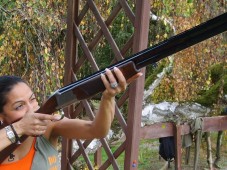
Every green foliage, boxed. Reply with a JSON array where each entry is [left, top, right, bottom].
[[144, 60, 167, 90], [195, 81, 221, 107], [210, 63, 226, 84], [224, 76, 227, 95], [194, 63, 227, 107], [151, 76, 175, 103], [151, 0, 195, 17]]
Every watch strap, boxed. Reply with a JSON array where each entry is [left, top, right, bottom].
[[10, 124, 21, 144]]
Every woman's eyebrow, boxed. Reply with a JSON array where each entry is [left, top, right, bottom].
[[29, 93, 35, 99], [13, 93, 34, 105], [13, 100, 23, 105]]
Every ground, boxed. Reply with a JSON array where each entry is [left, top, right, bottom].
[[139, 131, 227, 170]]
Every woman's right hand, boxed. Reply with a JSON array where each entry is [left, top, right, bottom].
[[13, 113, 61, 136]]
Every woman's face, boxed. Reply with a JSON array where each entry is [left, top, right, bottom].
[[1, 82, 39, 124]]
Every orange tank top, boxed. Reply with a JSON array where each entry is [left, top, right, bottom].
[[0, 139, 36, 170]]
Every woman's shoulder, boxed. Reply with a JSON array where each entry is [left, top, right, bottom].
[[32, 136, 60, 170], [35, 135, 58, 152]]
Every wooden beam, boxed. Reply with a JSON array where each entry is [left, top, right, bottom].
[[202, 116, 227, 132]]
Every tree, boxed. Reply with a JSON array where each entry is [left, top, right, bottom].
[[0, 0, 67, 101]]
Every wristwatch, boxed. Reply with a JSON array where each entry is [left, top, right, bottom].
[[5, 125, 16, 143]]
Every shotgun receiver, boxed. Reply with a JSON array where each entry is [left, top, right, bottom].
[[0, 12, 227, 163]]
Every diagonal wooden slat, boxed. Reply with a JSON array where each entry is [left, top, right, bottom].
[[87, 0, 124, 61], [110, 35, 134, 64], [119, 0, 135, 25], [71, 102, 84, 119], [69, 140, 93, 163], [99, 139, 120, 169], [117, 35, 134, 58], [73, 22, 99, 71], [73, 2, 123, 73], [76, 139, 94, 170], [115, 105, 127, 133], [117, 89, 129, 107], [81, 100, 120, 169], [99, 141, 126, 170], [77, 2, 89, 24]]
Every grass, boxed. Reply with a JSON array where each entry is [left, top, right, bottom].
[[72, 131, 227, 169]]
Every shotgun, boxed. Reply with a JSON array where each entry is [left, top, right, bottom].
[[0, 12, 227, 163]]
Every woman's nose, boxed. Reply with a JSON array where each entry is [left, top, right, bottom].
[[26, 102, 37, 113]]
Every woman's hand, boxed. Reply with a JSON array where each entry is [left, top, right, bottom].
[[13, 112, 61, 137], [101, 67, 143, 98]]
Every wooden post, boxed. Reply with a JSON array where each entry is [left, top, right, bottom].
[[174, 124, 182, 170], [124, 0, 150, 169], [62, 0, 79, 170]]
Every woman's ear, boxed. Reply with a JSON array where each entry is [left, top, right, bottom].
[[0, 115, 4, 126]]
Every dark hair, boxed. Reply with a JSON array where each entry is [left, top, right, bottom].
[[0, 76, 27, 113]]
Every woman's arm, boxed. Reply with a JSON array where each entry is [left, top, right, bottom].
[[0, 113, 60, 152], [51, 67, 142, 140], [50, 94, 115, 140], [0, 127, 14, 152]]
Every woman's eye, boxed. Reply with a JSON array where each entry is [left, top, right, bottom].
[[15, 105, 23, 110]]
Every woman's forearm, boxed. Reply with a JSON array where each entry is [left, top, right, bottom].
[[51, 94, 115, 140], [0, 125, 16, 152], [91, 93, 115, 138]]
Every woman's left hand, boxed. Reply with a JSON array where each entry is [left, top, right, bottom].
[[101, 67, 142, 98]]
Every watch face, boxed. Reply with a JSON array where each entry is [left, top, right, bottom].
[[8, 131, 15, 138], [5, 126, 16, 143]]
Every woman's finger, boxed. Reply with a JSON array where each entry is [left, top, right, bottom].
[[126, 72, 143, 84], [105, 68, 118, 86], [33, 113, 62, 122], [113, 67, 128, 89], [101, 69, 116, 90], [101, 67, 143, 97]]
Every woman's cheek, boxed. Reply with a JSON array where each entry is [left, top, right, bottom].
[[33, 102, 40, 111], [6, 111, 25, 123]]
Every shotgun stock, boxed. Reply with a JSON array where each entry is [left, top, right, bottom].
[[0, 12, 227, 163]]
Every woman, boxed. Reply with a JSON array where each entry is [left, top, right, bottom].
[[0, 67, 142, 170]]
